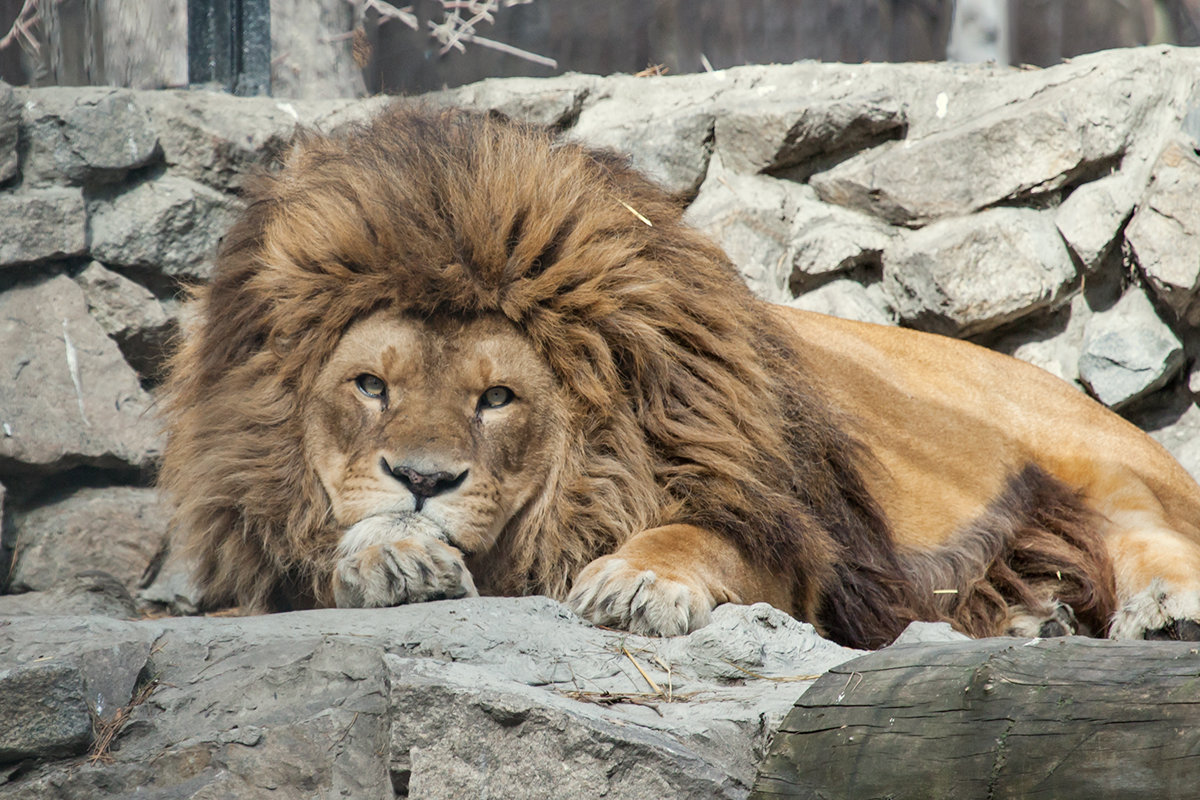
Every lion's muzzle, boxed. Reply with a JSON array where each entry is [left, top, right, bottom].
[[381, 457, 469, 512]]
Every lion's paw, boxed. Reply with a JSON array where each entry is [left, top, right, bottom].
[[566, 556, 714, 637], [333, 530, 478, 608], [1109, 578, 1200, 641], [1006, 600, 1079, 638]]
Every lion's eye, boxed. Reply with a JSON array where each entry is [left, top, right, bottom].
[[355, 373, 387, 399], [480, 386, 514, 409]]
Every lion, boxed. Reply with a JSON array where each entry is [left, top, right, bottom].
[[159, 105, 1200, 649]]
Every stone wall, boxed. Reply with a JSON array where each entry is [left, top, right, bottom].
[[2, 46, 1200, 798]]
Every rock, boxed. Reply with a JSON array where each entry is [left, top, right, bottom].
[[883, 207, 1077, 336], [391, 658, 741, 799], [0, 189, 87, 267], [570, 74, 720, 197], [789, 196, 895, 292], [0, 660, 93, 763], [0, 571, 139, 619], [0, 275, 161, 473], [8, 487, 168, 595], [137, 543, 203, 616], [789, 280, 893, 326], [0, 598, 860, 798], [684, 165, 803, 303], [20, 88, 161, 186], [0, 82, 18, 184], [1146, 401, 1200, 485], [889, 620, 971, 645], [434, 73, 598, 128], [1127, 142, 1200, 324], [88, 176, 242, 283], [810, 60, 1148, 225], [994, 292, 1093, 385], [714, 92, 906, 175], [141, 90, 304, 191], [685, 163, 893, 303], [0, 481, 7, 587], [1055, 174, 1136, 270], [1078, 288, 1184, 410], [73, 261, 177, 381]]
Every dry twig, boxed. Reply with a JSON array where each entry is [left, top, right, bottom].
[[0, 0, 42, 54], [88, 679, 159, 765]]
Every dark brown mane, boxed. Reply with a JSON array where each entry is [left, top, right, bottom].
[[160, 104, 920, 647]]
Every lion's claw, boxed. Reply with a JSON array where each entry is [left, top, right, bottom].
[[333, 530, 478, 608], [567, 556, 714, 637]]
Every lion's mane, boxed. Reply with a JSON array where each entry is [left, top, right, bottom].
[[161, 106, 918, 647]]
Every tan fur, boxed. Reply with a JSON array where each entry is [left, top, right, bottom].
[[160, 104, 1200, 648]]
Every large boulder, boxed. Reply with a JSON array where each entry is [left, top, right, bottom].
[[1078, 288, 1184, 410], [88, 176, 242, 283], [883, 207, 1077, 336], [0, 189, 87, 267], [0, 598, 860, 798], [18, 87, 161, 186], [7, 486, 168, 595], [1128, 142, 1200, 325], [0, 275, 161, 473]]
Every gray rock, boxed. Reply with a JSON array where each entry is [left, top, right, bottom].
[[571, 74, 721, 197], [141, 89, 304, 191], [890, 620, 971, 645], [434, 73, 598, 128], [684, 164, 802, 303], [789, 280, 893, 326], [88, 176, 241, 282], [0, 598, 860, 798], [685, 162, 893, 302], [1055, 174, 1136, 270], [20, 88, 161, 185], [995, 292, 1093, 385], [0, 660, 93, 763], [0, 82, 17, 184], [715, 92, 905, 175], [0, 571, 139, 619], [0, 275, 161, 472], [789, 195, 895, 291], [137, 543, 203, 615], [883, 207, 1077, 336], [810, 61, 1147, 225], [0, 189, 87, 267], [1078, 288, 1184, 410], [1147, 401, 1200, 485], [73, 261, 177, 381], [9, 487, 168, 595], [391, 658, 741, 799], [1128, 142, 1200, 324]]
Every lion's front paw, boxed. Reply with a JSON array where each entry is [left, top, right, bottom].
[[1109, 578, 1200, 640], [566, 556, 714, 637], [333, 531, 478, 608]]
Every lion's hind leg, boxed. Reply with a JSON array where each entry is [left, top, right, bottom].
[[905, 464, 1118, 640]]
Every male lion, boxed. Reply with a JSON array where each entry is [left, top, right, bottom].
[[161, 105, 1200, 649]]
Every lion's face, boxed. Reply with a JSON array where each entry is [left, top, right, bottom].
[[303, 310, 565, 558]]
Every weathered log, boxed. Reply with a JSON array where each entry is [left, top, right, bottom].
[[751, 637, 1200, 799]]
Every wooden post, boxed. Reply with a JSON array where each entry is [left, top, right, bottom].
[[752, 637, 1200, 799]]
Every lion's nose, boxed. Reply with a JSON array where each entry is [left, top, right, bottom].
[[381, 458, 468, 511]]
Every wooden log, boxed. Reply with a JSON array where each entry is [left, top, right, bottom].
[[751, 637, 1200, 799]]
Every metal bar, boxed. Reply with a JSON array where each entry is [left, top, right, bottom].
[[187, 0, 270, 96]]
